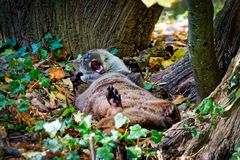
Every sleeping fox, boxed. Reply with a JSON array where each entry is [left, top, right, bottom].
[[72, 49, 180, 131]]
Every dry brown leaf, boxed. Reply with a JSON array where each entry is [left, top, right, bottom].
[[55, 84, 74, 100], [57, 49, 68, 61], [27, 81, 40, 92], [49, 67, 65, 81], [149, 57, 164, 70], [173, 95, 185, 105], [0, 126, 7, 139], [30, 55, 40, 63], [55, 92, 66, 101]]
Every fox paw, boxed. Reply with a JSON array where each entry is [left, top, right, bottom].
[[106, 85, 122, 107]]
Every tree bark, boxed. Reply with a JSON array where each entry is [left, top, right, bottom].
[[0, 0, 162, 57], [162, 49, 240, 159], [187, 0, 221, 101], [150, 0, 240, 102], [214, 0, 240, 74], [150, 52, 197, 102]]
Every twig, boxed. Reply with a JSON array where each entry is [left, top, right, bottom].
[[89, 133, 96, 160]]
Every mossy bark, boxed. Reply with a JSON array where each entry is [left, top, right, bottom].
[[0, 0, 162, 57], [187, 0, 221, 101]]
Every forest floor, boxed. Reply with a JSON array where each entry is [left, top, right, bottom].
[[0, 20, 190, 159]]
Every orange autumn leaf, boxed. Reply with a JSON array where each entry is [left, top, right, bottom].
[[173, 95, 185, 105], [27, 81, 40, 92], [117, 128, 126, 134], [50, 67, 65, 81], [57, 49, 68, 61]]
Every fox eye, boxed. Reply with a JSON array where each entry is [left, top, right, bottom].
[[83, 53, 92, 62]]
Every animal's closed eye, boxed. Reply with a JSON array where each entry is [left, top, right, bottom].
[[83, 53, 92, 62]]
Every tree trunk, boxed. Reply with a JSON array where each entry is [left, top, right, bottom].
[[150, 52, 197, 102], [150, 0, 240, 102], [0, 0, 162, 57], [214, 0, 240, 74], [187, 0, 221, 101], [162, 49, 240, 159]]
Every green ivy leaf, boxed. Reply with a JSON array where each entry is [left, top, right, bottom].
[[6, 99, 14, 107], [197, 115, 204, 122], [10, 81, 25, 95], [7, 38, 16, 47], [40, 77, 51, 88], [150, 130, 163, 143], [34, 121, 45, 131], [230, 76, 238, 88], [126, 124, 147, 141], [199, 98, 213, 115], [0, 71, 4, 79], [110, 130, 121, 140], [44, 33, 53, 40], [24, 56, 34, 69], [50, 39, 63, 51], [126, 146, 142, 160], [43, 119, 62, 138], [76, 115, 93, 135], [100, 135, 114, 146], [234, 142, 240, 152], [43, 138, 61, 153], [64, 65, 74, 72], [114, 113, 130, 129], [63, 135, 77, 149], [40, 49, 48, 60], [17, 100, 29, 113], [18, 46, 28, 57], [96, 146, 114, 160], [211, 121, 217, 128], [0, 94, 7, 110], [81, 115, 92, 129], [60, 117, 73, 133], [144, 81, 153, 91], [78, 134, 90, 148], [191, 127, 201, 139], [21, 73, 31, 83], [66, 152, 80, 160], [183, 124, 189, 130], [7, 123, 15, 129], [229, 152, 240, 160], [214, 104, 224, 115], [30, 69, 41, 81], [54, 49, 61, 58], [62, 107, 75, 117], [109, 48, 119, 55], [31, 42, 42, 54]]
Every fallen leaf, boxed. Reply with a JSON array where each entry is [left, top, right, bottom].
[[0, 126, 7, 138], [62, 78, 73, 89], [141, 0, 176, 8], [161, 59, 173, 68], [49, 67, 65, 81], [31, 98, 48, 112], [173, 95, 185, 105], [55, 84, 74, 100], [27, 81, 40, 92], [171, 48, 187, 61], [5, 76, 13, 83], [149, 57, 164, 71], [22, 151, 46, 159], [43, 119, 62, 138], [57, 49, 68, 61], [55, 92, 66, 101]]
